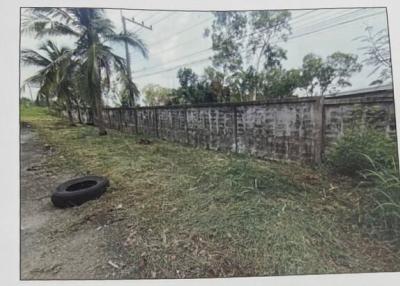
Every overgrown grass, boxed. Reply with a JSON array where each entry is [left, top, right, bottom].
[[21, 106, 400, 278], [359, 156, 400, 245], [20, 104, 51, 121], [325, 128, 397, 176], [325, 127, 400, 245]]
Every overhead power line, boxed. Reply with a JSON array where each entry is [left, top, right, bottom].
[[131, 10, 385, 80], [133, 57, 211, 79], [133, 47, 212, 74], [134, 8, 362, 65], [150, 12, 176, 27], [141, 12, 159, 23], [292, 8, 366, 34], [143, 10, 318, 55], [287, 10, 384, 41], [132, 10, 321, 67], [147, 16, 213, 46], [132, 9, 372, 75]]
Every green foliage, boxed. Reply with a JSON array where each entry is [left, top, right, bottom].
[[248, 11, 291, 71], [20, 105, 50, 121], [326, 128, 396, 176], [142, 84, 172, 106], [300, 52, 362, 96], [171, 68, 220, 104], [206, 11, 292, 101], [259, 68, 302, 98], [21, 40, 73, 107], [204, 11, 363, 101], [208, 12, 247, 75], [360, 157, 400, 244], [20, 97, 35, 107]]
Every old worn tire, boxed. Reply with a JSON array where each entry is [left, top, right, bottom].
[[51, 176, 109, 208]]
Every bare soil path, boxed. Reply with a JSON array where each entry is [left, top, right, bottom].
[[20, 125, 123, 279]]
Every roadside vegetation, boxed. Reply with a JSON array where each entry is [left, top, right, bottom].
[[21, 106, 400, 278], [325, 127, 400, 246]]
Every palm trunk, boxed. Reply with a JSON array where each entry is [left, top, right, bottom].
[[94, 94, 107, 135], [72, 97, 83, 124], [65, 96, 75, 126], [87, 16, 107, 136], [67, 109, 74, 125], [76, 104, 83, 124]]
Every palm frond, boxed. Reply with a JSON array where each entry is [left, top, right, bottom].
[[22, 12, 81, 38], [104, 31, 148, 58], [21, 49, 52, 67]]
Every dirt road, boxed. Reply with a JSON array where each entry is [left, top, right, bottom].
[[20, 125, 126, 279]]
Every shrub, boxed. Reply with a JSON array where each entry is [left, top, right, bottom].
[[360, 156, 400, 244], [325, 128, 397, 176]]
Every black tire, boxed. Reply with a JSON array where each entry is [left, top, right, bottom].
[[51, 176, 109, 208]]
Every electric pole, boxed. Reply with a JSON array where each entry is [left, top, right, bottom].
[[120, 10, 152, 107]]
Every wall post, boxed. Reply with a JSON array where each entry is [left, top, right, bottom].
[[118, 109, 123, 130], [313, 96, 324, 164], [154, 108, 159, 138], [107, 109, 112, 128], [233, 105, 238, 153], [184, 107, 189, 144], [134, 108, 138, 134]]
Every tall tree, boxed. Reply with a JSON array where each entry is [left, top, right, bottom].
[[300, 52, 362, 96], [259, 68, 302, 98], [142, 84, 172, 106], [205, 12, 247, 87], [206, 11, 292, 100], [22, 8, 148, 135], [176, 67, 199, 103], [247, 11, 291, 99]]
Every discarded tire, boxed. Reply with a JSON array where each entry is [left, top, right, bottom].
[[51, 176, 109, 208]]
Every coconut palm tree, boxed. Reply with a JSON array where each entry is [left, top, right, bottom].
[[21, 40, 77, 124], [22, 8, 148, 135]]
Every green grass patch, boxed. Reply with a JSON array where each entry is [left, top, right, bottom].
[[21, 106, 400, 278]]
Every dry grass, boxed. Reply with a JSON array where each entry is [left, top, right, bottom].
[[21, 106, 400, 278]]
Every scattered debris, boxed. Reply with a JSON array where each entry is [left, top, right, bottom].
[[138, 138, 152, 145], [31, 263, 62, 274], [27, 165, 41, 171], [108, 260, 120, 269]]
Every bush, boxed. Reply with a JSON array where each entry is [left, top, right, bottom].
[[360, 157, 400, 244], [325, 128, 397, 176]]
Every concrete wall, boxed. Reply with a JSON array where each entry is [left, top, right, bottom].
[[323, 88, 396, 153], [72, 86, 396, 164]]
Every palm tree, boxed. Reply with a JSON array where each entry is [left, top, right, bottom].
[[21, 40, 77, 124], [22, 8, 148, 135]]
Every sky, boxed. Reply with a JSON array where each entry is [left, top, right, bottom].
[[20, 7, 391, 105]]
